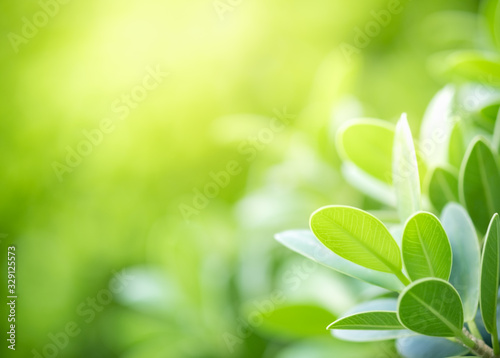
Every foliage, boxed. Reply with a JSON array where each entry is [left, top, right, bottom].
[[276, 5, 500, 354]]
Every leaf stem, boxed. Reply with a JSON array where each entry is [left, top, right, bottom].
[[492, 329, 500, 356], [394, 270, 410, 286], [468, 320, 483, 340]]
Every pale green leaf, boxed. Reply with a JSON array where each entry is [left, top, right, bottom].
[[388, 224, 404, 247], [332, 298, 415, 342], [274, 230, 403, 291], [402, 212, 452, 281], [442, 51, 500, 83], [480, 214, 500, 335], [327, 311, 403, 330], [337, 119, 394, 184], [459, 136, 500, 234], [275, 339, 380, 358], [310, 206, 406, 283], [393, 114, 421, 222], [341, 163, 396, 207], [419, 86, 455, 167], [441, 203, 481, 322], [398, 278, 464, 337], [396, 336, 469, 358], [427, 167, 459, 213]]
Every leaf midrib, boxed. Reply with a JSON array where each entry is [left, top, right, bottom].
[[415, 221, 435, 277], [324, 213, 400, 275], [409, 292, 461, 336]]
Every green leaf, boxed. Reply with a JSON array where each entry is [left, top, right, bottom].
[[310, 206, 408, 284], [275, 339, 381, 358], [274, 230, 403, 291], [256, 304, 336, 338], [479, 102, 500, 129], [332, 298, 415, 342], [492, 107, 500, 153], [477, 302, 500, 342], [427, 167, 459, 212], [327, 311, 404, 330], [480, 214, 500, 335], [483, 0, 500, 49], [442, 51, 500, 83], [459, 136, 500, 234], [393, 114, 421, 222], [341, 163, 396, 207], [449, 121, 466, 170], [481, 103, 500, 118], [337, 119, 394, 184], [397, 278, 464, 337], [402, 212, 452, 281], [396, 336, 469, 358], [441, 203, 480, 322], [419, 86, 455, 167]]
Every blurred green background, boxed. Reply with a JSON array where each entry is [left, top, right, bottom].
[[0, 0, 488, 356]]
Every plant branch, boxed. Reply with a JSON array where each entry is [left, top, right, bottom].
[[458, 328, 498, 358]]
